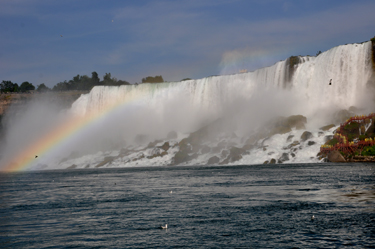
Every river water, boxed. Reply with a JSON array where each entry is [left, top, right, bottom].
[[0, 163, 374, 248]]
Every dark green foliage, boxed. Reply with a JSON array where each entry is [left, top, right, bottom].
[[52, 72, 130, 91], [347, 134, 355, 142], [359, 135, 366, 141], [362, 145, 375, 156], [37, 83, 50, 92], [142, 75, 164, 84], [289, 56, 300, 69], [344, 121, 359, 131], [91, 71, 100, 86], [326, 138, 338, 146], [0, 80, 18, 93], [53, 81, 70, 91], [181, 78, 192, 81], [316, 51, 322, 56], [19, 81, 35, 92]]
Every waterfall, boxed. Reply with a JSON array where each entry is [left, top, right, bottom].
[[1, 41, 374, 171], [72, 41, 374, 128]]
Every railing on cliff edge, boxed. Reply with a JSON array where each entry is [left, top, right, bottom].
[[320, 113, 375, 154]]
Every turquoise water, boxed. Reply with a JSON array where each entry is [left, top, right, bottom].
[[0, 163, 374, 248]]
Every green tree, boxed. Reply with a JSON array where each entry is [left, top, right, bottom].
[[103, 73, 115, 86], [53, 81, 70, 91], [0, 80, 18, 93], [142, 75, 164, 83], [37, 83, 50, 92], [91, 71, 100, 87], [19, 81, 35, 92]]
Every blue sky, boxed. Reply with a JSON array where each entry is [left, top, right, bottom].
[[1, 0, 374, 88]]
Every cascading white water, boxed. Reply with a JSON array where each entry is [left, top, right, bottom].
[[72, 41, 373, 129]]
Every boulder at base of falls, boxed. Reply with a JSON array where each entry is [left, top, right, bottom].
[[279, 153, 289, 162], [327, 150, 346, 163], [173, 151, 190, 164], [300, 131, 313, 141], [207, 156, 220, 165], [307, 141, 316, 146]]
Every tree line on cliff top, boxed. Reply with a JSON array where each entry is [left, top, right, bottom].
[[0, 72, 165, 93]]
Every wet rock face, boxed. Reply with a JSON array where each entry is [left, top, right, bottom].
[[160, 142, 170, 151], [220, 146, 246, 164], [284, 141, 300, 150], [286, 135, 294, 142], [327, 150, 346, 162], [178, 138, 192, 153], [320, 124, 335, 131]]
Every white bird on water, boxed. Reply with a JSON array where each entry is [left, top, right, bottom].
[[311, 215, 315, 220], [160, 224, 168, 229]]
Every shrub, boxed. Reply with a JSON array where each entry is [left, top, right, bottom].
[[347, 134, 355, 142], [326, 138, 338, 146], [344, 122, 359, 130], [362, 145, 375, 156]]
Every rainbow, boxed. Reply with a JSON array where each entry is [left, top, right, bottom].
[[1, 91, 142, 172]]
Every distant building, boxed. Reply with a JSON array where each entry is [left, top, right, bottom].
[[239, 69, 248, 73]]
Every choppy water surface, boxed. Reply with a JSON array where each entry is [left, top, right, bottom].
[[0, 163, 374, 248]]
